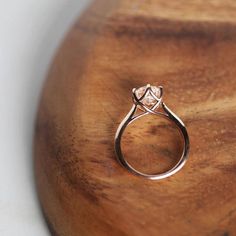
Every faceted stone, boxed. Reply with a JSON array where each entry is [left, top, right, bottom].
[[135, 85, 161, 105]]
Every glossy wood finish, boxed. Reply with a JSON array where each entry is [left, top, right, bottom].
[[35, 0, 236, 235]]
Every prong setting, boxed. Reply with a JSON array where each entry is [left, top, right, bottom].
[[132, 84, 163, 112]]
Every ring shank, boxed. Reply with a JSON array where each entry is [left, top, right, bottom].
[[114, 103, 190, 180]]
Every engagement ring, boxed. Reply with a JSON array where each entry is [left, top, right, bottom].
[[114, 84, 190, 180]]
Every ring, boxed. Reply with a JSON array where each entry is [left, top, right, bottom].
[[114, 84, 190, 180]]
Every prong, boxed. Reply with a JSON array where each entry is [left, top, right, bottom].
[[159, 86, 163, 97], [132, 89, 140, 104], [146, 84, 152, 94]]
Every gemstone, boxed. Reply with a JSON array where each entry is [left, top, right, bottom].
[[135, 85, 161, 105]]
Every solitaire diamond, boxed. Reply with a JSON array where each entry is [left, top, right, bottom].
[[135, 85, 161, 105]]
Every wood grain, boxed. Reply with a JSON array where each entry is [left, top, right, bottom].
[[35, 0, 236, 235]]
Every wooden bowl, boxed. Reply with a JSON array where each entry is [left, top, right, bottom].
[[35, 0, 236, 235]]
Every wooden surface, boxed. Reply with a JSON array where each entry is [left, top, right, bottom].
[[35, 0, 236, 235]]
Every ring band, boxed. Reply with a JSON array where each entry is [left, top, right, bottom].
[[114, 84, 190, 180]]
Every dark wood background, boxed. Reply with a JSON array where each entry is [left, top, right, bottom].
[[35, 0, 236, 235]]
